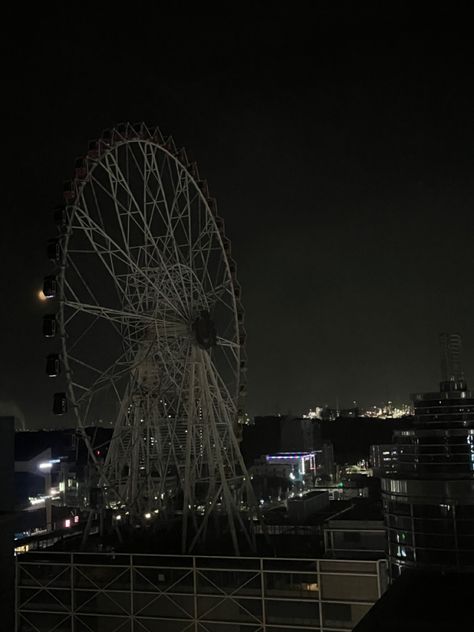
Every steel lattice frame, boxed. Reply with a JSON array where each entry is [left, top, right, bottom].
[[16, 551, 388, 632], [49, 122, 254, 552]]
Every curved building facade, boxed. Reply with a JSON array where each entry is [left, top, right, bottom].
[[379, 334, 474, 578]]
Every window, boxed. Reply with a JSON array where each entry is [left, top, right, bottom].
[[343, 532, 361, 543], [323, 602, 352, 627], [266, 599, 319, 626]]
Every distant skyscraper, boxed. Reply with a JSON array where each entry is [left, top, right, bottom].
[[378, 334, 474, 578], [439, 332, 465, 388]]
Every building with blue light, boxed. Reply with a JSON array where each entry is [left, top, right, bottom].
[[265, 451, 317, 483]]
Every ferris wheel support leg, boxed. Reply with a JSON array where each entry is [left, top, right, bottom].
[[202, 351, 251, 551], [188, 483, 223, 552], [222, 399, 264, 551], [206, 405, 240, 555], [80, 509, 95, 551], [182, 349, 196, 552]]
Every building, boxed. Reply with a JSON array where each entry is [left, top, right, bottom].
[[375, 334, 474, 578], [287, 490, 330, 523], [13, 432, 391, 630], [324, 502, 386, 560], [321, 441, 336, 482], [241, 416, 322, 464], [0, 416, 15, 631], [260, 451, 317, 482], [249, 449, 337, 506], [281, 416, 315, 452], [320, 418, 411, 465], [16, 550, 387, 632]]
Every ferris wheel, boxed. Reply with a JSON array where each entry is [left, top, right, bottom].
[[43, 122, 254, 552]]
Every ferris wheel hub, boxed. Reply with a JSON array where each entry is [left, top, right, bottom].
[[192, 310, 217, 350]]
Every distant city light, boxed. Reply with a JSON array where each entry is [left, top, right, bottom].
[[38, 459, 60, 470], [303, 407, 323, 420], [29, 496, 46, 506], [363, 402, 413, 418], [144, 513, 152, 519], [302, 402, 413, 420]]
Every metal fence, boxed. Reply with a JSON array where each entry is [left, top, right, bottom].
[[16, 551, 387, 631]]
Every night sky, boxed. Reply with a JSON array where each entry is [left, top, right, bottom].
[[1, 6, 474, 427]]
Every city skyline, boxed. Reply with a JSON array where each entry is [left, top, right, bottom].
[[4, 9, 474, 632]]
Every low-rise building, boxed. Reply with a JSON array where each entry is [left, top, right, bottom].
[[16, 550, 388, 632]]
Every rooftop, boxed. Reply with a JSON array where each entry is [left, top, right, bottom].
[[354, 570, 474, 632], [327, 500, 384, 523]]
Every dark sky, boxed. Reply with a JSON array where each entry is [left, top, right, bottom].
[[1, 5, 474, 427]]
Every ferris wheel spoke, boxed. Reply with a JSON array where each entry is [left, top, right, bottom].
[[164, 172, 195, 306], [72, 358, 135, 406], [153, 160, 197, 274], [79, 182, 137, 283], [62, 299, 183, 333], [201, 350, 236, 416], [88, 171, 153, 267], [65, 314, 103, 354], [205, 278, 233, 305], [144, 148, 195, 311], [71, 204, 140, 316], [141, 144, 163, 270], [166, 174, 194, 257], [216, 336, 240, 355], [68, 353, 120, 377], [63, 263, 125, 340], [104, 151, 135, 266], [68, 336, 151, 398], [142, 145, 207, 316], [131, 143, 170, 230], [70, 344, 131, 385], [137, 144, 176, 233], [208, 254, 226, 299], [107, 146, 164, 249], [214, 349, 241, 397], [101, 150, 191, 315], [73, 204, 186, 319], [191, 233, 222, 295], [191, 215, 214, 260], [183, 174, 196, 303]]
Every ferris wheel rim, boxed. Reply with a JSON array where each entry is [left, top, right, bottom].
[[56, 125, 247, 443]]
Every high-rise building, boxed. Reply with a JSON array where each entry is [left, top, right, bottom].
[[376, 334, 474, 578]]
